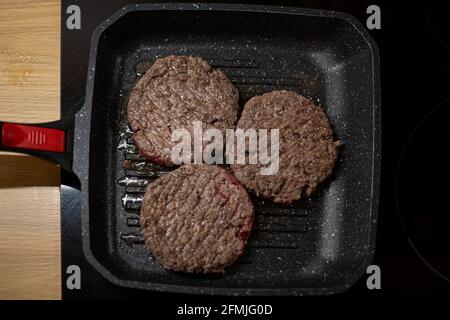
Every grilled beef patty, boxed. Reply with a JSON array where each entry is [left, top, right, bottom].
[[140, 164, 254, 273], [127, 55, 239, 166], [230, 90, 340, 204]]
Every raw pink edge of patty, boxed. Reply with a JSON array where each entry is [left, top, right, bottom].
[[219, 167, 255, 245], [132, 132, 175, 167]]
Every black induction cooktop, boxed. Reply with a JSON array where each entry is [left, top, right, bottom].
[[60, 0, 450, 301]]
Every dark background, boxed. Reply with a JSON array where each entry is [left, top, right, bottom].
[[60, 0, 450, 303]]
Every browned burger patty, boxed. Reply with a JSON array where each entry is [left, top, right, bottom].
[[230, 90, 340, 204], [140, 164, 254, 273], [127, 55, 239, 166]]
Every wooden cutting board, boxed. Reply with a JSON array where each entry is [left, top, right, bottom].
[[0, 0, 61, 300]]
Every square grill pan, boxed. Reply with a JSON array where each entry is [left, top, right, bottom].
[[76, 3, 380, 295]]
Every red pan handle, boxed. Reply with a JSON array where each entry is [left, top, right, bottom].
[[0, 121, 72, 171], [1, 123, 65, 153]]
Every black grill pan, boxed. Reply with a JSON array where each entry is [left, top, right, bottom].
[[0, 3, 380, 295]]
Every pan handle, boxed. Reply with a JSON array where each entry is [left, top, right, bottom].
[[0, 120, 72, 172]]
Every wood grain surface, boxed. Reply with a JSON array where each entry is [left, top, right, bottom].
[[0, 0, 61, 300]]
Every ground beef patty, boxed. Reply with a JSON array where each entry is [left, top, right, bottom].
[[230, 90, 340, 204], [127, 55, 239, 166], [140, 164, 254, 273]]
